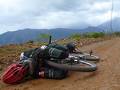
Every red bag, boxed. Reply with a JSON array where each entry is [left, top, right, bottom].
[[1, 63, 28, 84]]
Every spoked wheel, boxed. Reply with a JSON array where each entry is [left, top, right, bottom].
[[45, 58, 97, 72], [70, 52, 100, 61]]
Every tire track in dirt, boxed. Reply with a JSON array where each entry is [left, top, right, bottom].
[[1, 38, 120, 90]]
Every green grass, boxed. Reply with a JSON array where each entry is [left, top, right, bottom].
[[69, 32, 106, 41], [69, 33, 81, 40], [83, 32, 105, 38]]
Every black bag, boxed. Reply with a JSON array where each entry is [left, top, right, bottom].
[[47, 43, 69, 59], [44, 67, 68, 79], [47, 48, 68, 59], [48, 43, 68, 51]]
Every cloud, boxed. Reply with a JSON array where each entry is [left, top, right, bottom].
[[0, 0, 119, 34]]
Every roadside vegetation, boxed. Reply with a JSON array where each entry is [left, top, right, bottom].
[[69, 31, 120, 40], [25, 31, 120, 45], [70, 32, 105, 39]]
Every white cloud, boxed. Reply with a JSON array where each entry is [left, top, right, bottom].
[[33, 11, 88, 29], [0, 0, 119, 34], [91, 2, 111, 11]]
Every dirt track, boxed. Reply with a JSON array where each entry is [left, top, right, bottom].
[[0, 38, 120, 90]]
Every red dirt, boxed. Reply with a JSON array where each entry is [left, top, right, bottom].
[[0, 38, 120, 90]]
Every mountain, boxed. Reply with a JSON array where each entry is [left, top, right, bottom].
[[0, 27, 103, 45], [48, 27, 103, 38], [98, 17, 120, 32], [0, 29, 45, 45]]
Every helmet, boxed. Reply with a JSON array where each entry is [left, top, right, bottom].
[[40, 45, 47, 50], [1, 63, 28, 84], [66, 42, 76, 53]]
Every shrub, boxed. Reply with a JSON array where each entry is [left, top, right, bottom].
[[113, 32, 120, 36], [83, 32, 105, 38], [69, 34, 81, 40], [37, 33, 51, 42], [27, 40, 34, 44]]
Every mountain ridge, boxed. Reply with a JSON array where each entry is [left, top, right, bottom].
[[0, 27, 103, 45], [1, 17, 120, 45]]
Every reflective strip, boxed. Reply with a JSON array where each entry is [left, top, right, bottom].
[[52, 70, 54, 78], [49, 48, 55, 56], [48, 69, 54, 78], [49, 70, 51, 78]]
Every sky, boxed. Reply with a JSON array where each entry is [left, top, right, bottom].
[[0, 0, 119, 34]]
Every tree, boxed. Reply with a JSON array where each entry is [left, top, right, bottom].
[[38, 33, 51, 43]]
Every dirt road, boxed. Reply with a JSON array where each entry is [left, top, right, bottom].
[[0, 38, 120, 90]]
